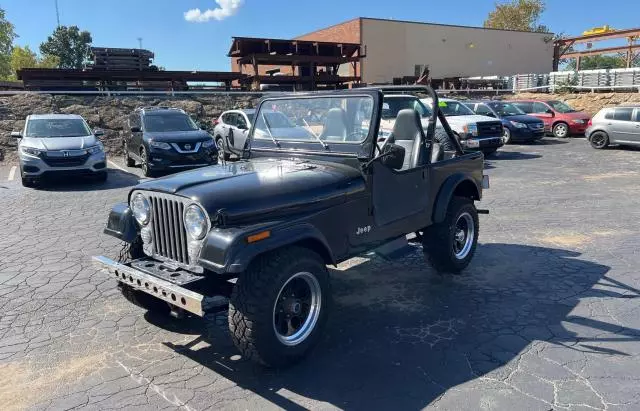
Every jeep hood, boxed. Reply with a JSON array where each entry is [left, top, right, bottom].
[[20, 135, 98, 150], [135, 158, 366, 224]]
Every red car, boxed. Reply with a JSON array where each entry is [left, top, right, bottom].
[[509, 100, 591, 138]]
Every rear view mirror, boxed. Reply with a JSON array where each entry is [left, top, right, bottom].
[[131, 126, 141, 133], [10, 131, 22, 138], [93, 128, 105, 137], [380, 143, 405, 170]]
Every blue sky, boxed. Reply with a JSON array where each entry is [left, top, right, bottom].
[[3, 0, 639, 71]]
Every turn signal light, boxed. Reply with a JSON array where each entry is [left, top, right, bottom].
[[247, 231, 271, 244]]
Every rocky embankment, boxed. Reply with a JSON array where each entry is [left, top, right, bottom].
[[0, 93, 261, 162]]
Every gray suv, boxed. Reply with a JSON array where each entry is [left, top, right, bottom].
[[586, 106, 640, 149], [12, 114, 107, 187]]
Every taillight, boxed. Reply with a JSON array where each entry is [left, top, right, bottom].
[[587, 118, 592, 127], [213, 119, 220, 126]]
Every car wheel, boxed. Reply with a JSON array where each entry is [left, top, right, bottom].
[[434, 127, 457, 151], [140, 147, 154, 177], [119, 284, 170, 314], [423, 196, 479, 274], [552, 122, 569, 138], [589, 131, 609, 149], [124, 143, 135, 167], [502, 127, 512, 144], [216, 137, 230, 161], [228, 246, 330, 368]]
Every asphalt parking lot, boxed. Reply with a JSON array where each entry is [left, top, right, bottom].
[[0, 138, 639, 411]]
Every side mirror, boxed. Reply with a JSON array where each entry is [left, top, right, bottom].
[[10, 131, 22, 138], [546, 109, 555, 117], [93, 128, 105, 137], [380, 143, 405, 170], [487, 112, 496, 118], [237, 123, 248, 130], [130, 126, 141, 133]]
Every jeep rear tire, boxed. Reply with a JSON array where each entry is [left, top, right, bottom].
[[228, 247, 330, 368], [423, 196, 479, 274]]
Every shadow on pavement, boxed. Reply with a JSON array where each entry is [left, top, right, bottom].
[[533, 138, 570, 146], [36, 168, 141, 192], [147, 243, 638, 410], [489, 151, 542, 161]]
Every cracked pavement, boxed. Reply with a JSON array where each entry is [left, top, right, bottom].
[[0, 138, 639, 410]]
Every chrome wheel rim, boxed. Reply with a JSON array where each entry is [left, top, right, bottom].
[[503, 128, 511, 144], [273, 272, 322, 346], [453, 212, 475, 260], [555, 124, 568, 138], [591, 134, 606, 148]]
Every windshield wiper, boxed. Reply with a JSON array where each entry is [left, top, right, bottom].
[[303, 119, 329, 149], [261, 113, 280, 147]]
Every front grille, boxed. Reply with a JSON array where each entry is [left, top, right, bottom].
[[477, 121, 504, 137], [43, 153, 89, 167], [148, 194, 189, 265]]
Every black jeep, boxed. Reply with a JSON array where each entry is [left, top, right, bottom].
[[94, 86, 489, 367]]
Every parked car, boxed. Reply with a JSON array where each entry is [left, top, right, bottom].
[[94, 86, 489, 368], [123, 107, 218, 177], [509, 100, 591, 138], [213, 109, 255, 160], [464, 100, 545, 144], [422, 97, 504, 154], [586, 105, 640, 149], [11, 114, 107, 187]]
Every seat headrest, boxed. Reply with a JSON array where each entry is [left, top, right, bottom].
[[392, 109, 423, 141]]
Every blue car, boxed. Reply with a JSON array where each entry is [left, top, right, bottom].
[[464, 101, 545, 144]]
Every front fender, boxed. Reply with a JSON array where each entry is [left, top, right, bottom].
[[104, 202, 138, 243], [198, 222, 334, 274], [432, 174, 480, 224]]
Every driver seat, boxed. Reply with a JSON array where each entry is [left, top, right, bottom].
[[388, 109, 427, 170], [320, 108, 348, 141]]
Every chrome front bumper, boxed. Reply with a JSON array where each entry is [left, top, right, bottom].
[[93, 256, 205, 316]]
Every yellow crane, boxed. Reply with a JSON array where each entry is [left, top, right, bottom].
[[582, 25, 616, 36]]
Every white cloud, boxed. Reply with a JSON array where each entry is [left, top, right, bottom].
[[184, 0, 244, 22]]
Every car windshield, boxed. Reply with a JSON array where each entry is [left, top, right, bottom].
[[143, 113, 199, 132], [488, 102, 525, 117], [253, 95, 374, 145], [382, 97, 432, 119], [547, 101, 576, 113], [426, 100, 475, 116], [25, 118, 91, 138]]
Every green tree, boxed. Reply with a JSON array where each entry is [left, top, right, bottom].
[[9, 45, 60, 79], [566, 54, 627, 71], [39, 25, 92, 69], [484, 0, 549, 33], [0, 7, 17, 80]]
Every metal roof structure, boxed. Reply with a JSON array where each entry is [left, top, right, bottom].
[[553, 28, 640, 71]]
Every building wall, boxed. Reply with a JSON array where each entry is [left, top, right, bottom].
[[360, 18, 554, 83]]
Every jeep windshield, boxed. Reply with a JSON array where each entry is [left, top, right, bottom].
[[253, 95, 374, 145], [143, 113, 199, 132], [25, 119, 91, 138]]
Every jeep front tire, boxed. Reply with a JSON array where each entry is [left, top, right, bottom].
[[229, 247, 330, 367], [423, 196, 479, 273]]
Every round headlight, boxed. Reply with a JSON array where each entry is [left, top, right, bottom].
[[184, 205, 207, 240], [131, 193, 150, 225]]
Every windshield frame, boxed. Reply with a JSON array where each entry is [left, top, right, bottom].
[[247, 91, 381, 159], [24, 118, 92, 138]]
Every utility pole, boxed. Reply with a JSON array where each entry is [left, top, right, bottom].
[[55, 0, 60, 27], [137, 37, 143, 50]]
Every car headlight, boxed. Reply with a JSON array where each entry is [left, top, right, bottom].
[[86, 142, 104, 154], [131, 193, 151, 225], [510, 121, 528, 129], [184, 204, 208, 240], [572, 119, 585, 124], [21, 146, 43, 157], [149, 140, 171, 150], [202, 139, 215, 148], [462, 124, 478, 137]]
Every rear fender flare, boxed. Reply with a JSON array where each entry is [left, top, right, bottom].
[[432, 174, 480, 224]]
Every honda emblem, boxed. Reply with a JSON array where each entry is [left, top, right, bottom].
[[63, 151, 69, 157]]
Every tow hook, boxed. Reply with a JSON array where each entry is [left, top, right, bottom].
[[477, 209, 490, 215]]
